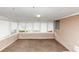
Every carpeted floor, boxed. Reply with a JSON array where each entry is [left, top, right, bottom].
[[2, 39, 68, 52]]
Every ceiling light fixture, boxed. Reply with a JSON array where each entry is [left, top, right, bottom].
[[36, 14, 40, 17]]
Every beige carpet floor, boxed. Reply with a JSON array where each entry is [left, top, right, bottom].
[[2, 39, 68, 52]]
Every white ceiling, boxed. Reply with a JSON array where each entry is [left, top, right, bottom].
[[0, 7, 79, 22]]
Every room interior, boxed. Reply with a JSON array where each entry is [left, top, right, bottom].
[[0, 7, 79, 52]]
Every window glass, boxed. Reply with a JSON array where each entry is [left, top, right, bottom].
[[10, 22, 17, 34], [26, 23, 32, 32], [40, 22, 47, 32], [0, 20, 10, 38], [19, 23, 26, 30], [48, 22, 54, 32], [18, 22, 54, 33], [33, 22, 40, 32]]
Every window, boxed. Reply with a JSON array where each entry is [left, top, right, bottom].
[[40, 22, 47, 32], [19, 23, 26, 30], [48, 22, 54, 32], [0, 20, 10, 38], [26, 23, 32, 32], [54, 20, 60, 30], [33, 22, 40, 32], [10, 22, 17, 34], [18, 22, 54, 33]]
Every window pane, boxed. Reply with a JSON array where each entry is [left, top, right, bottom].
[[19, 23, 26, 30], [33, 22, 40, 32], [10, 22, 17, 34], [0, 20, 10, 38], [40, 23, 47, 32], [48, 22, 54, 32], [26, 23, 32, 32]]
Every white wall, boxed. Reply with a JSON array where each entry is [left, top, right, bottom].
[[55, 16, 79, 52]]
